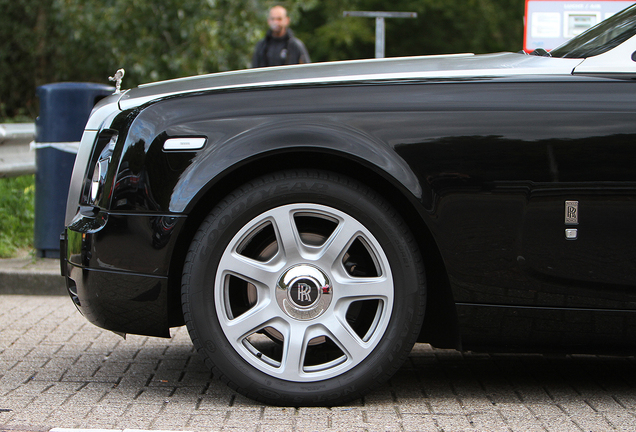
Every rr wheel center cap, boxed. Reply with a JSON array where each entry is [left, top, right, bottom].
[[276, 265, 332, 320]]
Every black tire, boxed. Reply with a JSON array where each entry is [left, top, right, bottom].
[[182, 170, 426, 406]]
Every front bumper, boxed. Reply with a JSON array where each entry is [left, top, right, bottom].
[[60, 210, 186, 338]]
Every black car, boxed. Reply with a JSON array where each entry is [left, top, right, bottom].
[[61, 6, 636, 406]]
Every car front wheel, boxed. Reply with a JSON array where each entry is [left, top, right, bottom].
[[182, 170, 425, 406]]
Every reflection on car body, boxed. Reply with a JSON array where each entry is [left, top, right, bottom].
[[61, 5, 636, 406]]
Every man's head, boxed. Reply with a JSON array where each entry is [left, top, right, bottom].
[[268, 5, 290, 37]]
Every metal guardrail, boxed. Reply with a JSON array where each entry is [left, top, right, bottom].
[[0, 123, 36, 177]]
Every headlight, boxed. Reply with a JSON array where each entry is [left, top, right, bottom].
[[81, 130, 118, 207]]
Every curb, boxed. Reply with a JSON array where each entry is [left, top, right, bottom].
[[0, 257, 66, 296]]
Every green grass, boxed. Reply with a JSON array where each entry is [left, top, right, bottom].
[[0, 175, 35, 258]]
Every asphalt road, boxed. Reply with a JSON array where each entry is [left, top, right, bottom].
[[1, 294, 635, 432]]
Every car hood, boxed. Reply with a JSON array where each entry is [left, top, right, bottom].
[[118, 52, 583, 110]]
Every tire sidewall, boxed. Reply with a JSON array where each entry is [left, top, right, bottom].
[[184, 171, 424, 405]]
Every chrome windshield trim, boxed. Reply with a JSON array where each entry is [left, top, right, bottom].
[[573, 34, 636, 74]]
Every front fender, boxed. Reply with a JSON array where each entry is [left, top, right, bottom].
[[107, 84, 446, 216], [169, 117, 424, 213]]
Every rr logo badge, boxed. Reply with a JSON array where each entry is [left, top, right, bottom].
[[297, 283, 312, 302], [565, 201, 579, 225]]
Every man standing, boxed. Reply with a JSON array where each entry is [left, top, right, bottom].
[[251, 5, 311, 68]]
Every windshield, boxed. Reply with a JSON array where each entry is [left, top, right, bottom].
[[550, 4, 636, 58]]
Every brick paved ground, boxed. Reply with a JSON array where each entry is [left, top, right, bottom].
[[1, 294, 635, 432]]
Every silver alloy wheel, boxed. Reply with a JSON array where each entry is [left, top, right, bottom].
[[214, 203, 394, 382]]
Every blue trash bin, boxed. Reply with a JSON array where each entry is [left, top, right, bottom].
[[35, 82, 114, 258]]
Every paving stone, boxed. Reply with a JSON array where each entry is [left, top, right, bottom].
[[0, 294, 635, 432]]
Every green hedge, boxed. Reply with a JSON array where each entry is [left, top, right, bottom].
[[0, 175, 35, 258]]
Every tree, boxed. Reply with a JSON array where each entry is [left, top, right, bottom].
[[0, 0, 269, 119], [0, 1, 49, 119], [294, 0, 525, 62], [0, 0, 525, 121]]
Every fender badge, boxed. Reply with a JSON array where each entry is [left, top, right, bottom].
[[565, 200, 578, 225]]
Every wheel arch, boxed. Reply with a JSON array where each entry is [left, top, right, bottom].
[[166, 148, 460, 350]]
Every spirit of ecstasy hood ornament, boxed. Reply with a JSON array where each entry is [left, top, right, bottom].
[[108, 68, 125, 94]]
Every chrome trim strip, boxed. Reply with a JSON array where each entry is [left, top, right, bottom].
[[66, 96, 123, 225], [137, 53, 475, 89], [85, 93, 124, 130], [120, 53, 583, 110], [65, 130, 97, 225]]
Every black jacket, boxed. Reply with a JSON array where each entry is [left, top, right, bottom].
[[251, 29, 311, 68]]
